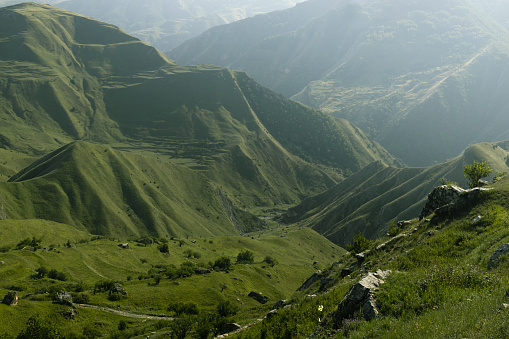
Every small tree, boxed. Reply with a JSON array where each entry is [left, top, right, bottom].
[[347, 233, 373, 254], [236, 250, 254, 264], [464, 159, 492, 188], [263, 256, 278, 267]]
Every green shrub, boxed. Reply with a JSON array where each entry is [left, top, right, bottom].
[[158, 243, 169, 254], [236, 250, 254, 264], [346, 233, 373, 254], [168, 301, 200, 316], [47, 269, 66, 281], [71, 292, 90, 304], [216, 300, 239, 318], [263, 255, 278, 267], [213, 256, 232, 271], [0, 245, 10, 253], [16, 316, 62, 339], [464, 159, 492, 188]]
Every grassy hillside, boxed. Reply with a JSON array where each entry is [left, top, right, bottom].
[[0, 3, 399, 212], [171, 0, 509, 166], [283, 141, 509, 247], [0, 141, 264, 238], [231, 175, 509, 338], [0, 220, 344, 338]]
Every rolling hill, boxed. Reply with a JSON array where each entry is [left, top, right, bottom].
[[170, 0, 509, 166], [0, 2, 398, 212], [282, 141, 509, 247]]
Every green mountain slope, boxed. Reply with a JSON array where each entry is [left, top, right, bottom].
[[171, 0, 509, 166], [0, 141, 252, 238], [0, 3, 397, 211], [232, 176, 509, 338], [283, 141, 509, 247]]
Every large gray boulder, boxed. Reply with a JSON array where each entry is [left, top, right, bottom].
[[488, 244, 509, 270], [420, 185, 491, 220], [56, 291, 74, 307], [334, 270, 391, 323]]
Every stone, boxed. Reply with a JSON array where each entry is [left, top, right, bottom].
[[471, 215, 483, 223], [109, 283, 128, 298], [488, 244, 509, 270], [248, 291, 269, 304], [297, 270, 323, 291], [118, 243, 130, 249], [334, 270, 391, 323], [419, 185, 491, 220], [397, 220, 412, 227], [341, 263, 357, 278], [2, 291, 18, 306], [63, 308, 77, 319], [221, 323, 241, 334], [56, 291, 74, 307]]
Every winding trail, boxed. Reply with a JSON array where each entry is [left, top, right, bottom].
[[75, 303, 174, 321]]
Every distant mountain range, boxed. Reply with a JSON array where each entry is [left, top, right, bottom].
[[0, 0, 306, 52], [171, 0, 509, 166]]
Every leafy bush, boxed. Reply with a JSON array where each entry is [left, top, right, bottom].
[[464, 159, 492, 188], [168, 301, 200, 316], [213, 256, 232, 271], [71, 292, 90, 304], [15, 237, 41, 250], [94, 280, 115, 294], [346, 233, 373, 254], [236, 250, 254, 264], [158, 243, 169, 253], [169, 317, 194, 339], [35, 266, 48, 278], [16, 316, 62, 339], [47, 269, 66, 281], [0, 245, 10, 253], [263, 255, 278, 267], [216, 300, 239, 318]]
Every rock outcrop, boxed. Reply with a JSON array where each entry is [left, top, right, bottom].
[[419, 185, 491, 220], [334, 270, 391, 324], [2, 291, 18, 306], [488, 244, 509, 270], [56, 291, 74, 307], [297, 271, 323, 291], [248, 291, 269, 304]]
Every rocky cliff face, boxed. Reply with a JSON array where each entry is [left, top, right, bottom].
[[419, 185, 492, 220]]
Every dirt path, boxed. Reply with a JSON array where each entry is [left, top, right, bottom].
[[75, 303, 174, 321]]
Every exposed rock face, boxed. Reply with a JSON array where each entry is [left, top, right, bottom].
[[334, 270, 391, 323], [297, 271, 323, 291], [118, 243, 130, 249], [2, 291, 18, 306], [248, 291, 269, 304], [488, 244, 509, 270], [272, 299, 287, 310], [419, 185, 491, 220]]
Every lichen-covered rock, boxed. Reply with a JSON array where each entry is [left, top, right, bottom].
[[488, 244, 509, 270], [420, 185, 491, 220], [334, 270, 391, 323], [2, 291, 18, 306], [109, 283, 128, 300]]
